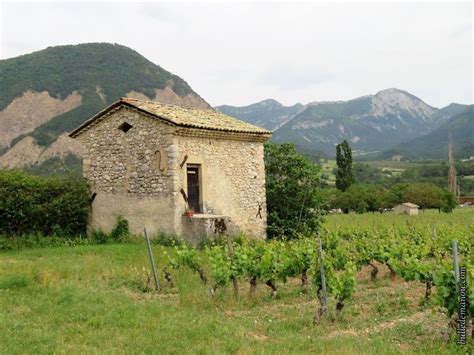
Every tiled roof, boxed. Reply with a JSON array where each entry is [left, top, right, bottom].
[[69, 98, 272, 137], [401, 203, 419, 208], [122, 98, 271, 134]]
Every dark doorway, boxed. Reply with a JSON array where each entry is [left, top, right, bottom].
[[187, 165, 201, 213]]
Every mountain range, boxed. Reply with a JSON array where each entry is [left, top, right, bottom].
[[216, 99, 304, 131], [0, 43, 471, 170], [217, 90, 471, 159]]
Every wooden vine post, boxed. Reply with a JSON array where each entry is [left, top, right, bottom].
[[226, 235, 239, 298], [314, 237, 328, 324]]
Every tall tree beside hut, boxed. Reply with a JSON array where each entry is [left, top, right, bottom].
[[264, 143, 324, 239]]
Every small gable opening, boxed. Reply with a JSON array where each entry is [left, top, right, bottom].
[[118, 122, 133, 133]]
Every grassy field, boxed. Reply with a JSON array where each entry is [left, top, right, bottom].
[[319, 159, 337, 184], [0, 209, 472, 354], [319, 159, 410, 183], [324, 206, 474, 231]]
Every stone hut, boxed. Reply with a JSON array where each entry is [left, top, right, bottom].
[[69, 98, 272, 241], [394, 202, 419, 215]]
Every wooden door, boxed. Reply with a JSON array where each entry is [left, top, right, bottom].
[[186, 165, 201, 213]]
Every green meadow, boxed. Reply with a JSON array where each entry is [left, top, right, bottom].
[[1, 209, 473, 354]]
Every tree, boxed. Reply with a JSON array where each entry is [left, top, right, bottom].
[[264, 143, 324, 239], [335, 140, 354, 192], [396, 182, 456, 212], [353, 163, 388, 185], [448, 130, 457, 197], [440, 190, 457, 213], [340, 185, 371, 213], [319, 188, 343, 210], [375, 189, 398, 210], [334, 184, 387, 214]]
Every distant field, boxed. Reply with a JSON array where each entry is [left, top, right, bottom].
[[320, 159, 411, 182], [320, 159, 337, 183], [362, 159, 450, 170], [362, 159, 444, 176], [324, 206, 474, 230], [363, 160, 414, 169], [321, 159, 474, 181]]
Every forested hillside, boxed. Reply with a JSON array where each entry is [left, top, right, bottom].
[[382, 106, 474, 159]]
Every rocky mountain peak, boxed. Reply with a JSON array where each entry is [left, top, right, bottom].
[[371, 88, 437, 119], [256, 99, 283, 108]]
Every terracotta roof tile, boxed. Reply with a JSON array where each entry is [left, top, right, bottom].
[[401, 203, 419, 208]]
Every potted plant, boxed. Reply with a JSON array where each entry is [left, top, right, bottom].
[[184, 207, 194, 218]]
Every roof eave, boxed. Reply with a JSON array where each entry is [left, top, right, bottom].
[[68, 100, 122, 138]]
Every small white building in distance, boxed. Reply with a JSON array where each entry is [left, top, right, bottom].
[[394, 202, 419, 215]]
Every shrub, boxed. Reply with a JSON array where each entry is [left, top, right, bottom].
[[90, 230, 109, 244], [152, 232, 183, 247], [0, 170, 90, 236], [110, 216, 130, 241], [89, 216, 132, 244]]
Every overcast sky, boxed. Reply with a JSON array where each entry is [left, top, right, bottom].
[[1, 1, 472, 107]]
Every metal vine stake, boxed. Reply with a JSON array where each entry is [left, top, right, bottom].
[[144, 227, 160, 291]]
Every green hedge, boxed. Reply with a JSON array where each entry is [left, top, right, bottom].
[[0, 170, 90, 236]]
